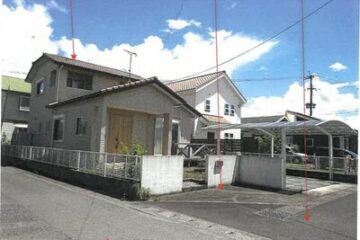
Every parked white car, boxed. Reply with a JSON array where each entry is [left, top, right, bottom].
[[286, 146, 310, 164]]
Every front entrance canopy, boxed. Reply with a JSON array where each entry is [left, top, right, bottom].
[[203, 119, 356, 181], [202, 119, 356, 136]]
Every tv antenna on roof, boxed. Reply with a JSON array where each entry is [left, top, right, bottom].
[[123, 49, 137, 77]]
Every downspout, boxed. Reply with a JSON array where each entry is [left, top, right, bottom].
[[51, 65, 63, 147]]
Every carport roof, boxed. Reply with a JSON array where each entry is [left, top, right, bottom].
[[203, 119, 357, 136]]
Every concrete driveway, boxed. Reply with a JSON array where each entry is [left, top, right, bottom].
[[142, 177, 357, 240]]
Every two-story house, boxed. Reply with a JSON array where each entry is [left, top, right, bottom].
[[25, 53, 200, 155], [1, 75, 31, 144], [166, 71, 246, 140]]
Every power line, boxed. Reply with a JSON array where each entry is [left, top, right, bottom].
[[172, 0, 334, 81], [162, 0, 186, 45]]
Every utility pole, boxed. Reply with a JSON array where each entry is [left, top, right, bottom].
[[123, 49, 137, 79], [305, 73, 316, 116]]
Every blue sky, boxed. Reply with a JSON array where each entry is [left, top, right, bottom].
[[2, 0, 359, 126]]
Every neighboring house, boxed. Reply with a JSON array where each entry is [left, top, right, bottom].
[[241, 110, 358, 154], [25, 53, 200, 155], [1, 75, 31, 144], [166, 71, 247, 140]]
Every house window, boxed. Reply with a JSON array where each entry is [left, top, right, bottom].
[[67, 71, 93, 90], [207, 132, 215, 140], [230, 105, 235, 116], [36, 79, 45, 94], [49, 70, 57, 87], [224, 104, 229, 115], [306, 138, 314, 147], [205, 100, 211, 112], [224, 133, 234, 139], [154, 117, 164, 155], [53, 116, 65, 141], [19, 96, 30, 112], [75, 117, 86, 135]]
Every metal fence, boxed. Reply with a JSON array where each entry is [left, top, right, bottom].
[[286, 155, 357, 176], [1, 145, 142, 181]]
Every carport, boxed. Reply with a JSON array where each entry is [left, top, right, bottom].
[[203, 120, 356, 182]]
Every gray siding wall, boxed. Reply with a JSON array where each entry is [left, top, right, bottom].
[[1, 90, 29, 122], [57, 66, 129, 102], [28, 61, 59, 147], [51, 98, 103, 151], [175, 89, 196, 108]]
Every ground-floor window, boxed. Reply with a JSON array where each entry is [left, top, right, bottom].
[[154, 116, 164, 154], [53, 115, 65, 141]]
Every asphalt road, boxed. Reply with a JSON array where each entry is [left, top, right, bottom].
[[145, 182, 357, 240], [0, 166, 265, 240]]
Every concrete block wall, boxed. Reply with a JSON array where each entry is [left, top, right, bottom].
[[235, 155, 284, 190], [140, 155, 183, 195], [206, 155, 237, 187]]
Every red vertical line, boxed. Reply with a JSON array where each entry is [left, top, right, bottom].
[[301, 0, 310, 221], [70, 0, 77, 60], [214, 0, 223, 189]]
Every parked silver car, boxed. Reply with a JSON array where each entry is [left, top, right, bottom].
[[286, 146, 310, 164]]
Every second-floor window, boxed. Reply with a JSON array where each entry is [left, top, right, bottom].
[[49, 70, 57, 87], [224, 104, 229, 115], [67, 71, 93, 90], [36, 79, 45, 95], [224, 133, 234, 139], [19, 96, 30, 112], [205, 100, 211, 112], [230, 105, 235, 116]]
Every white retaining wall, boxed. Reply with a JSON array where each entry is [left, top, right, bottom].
[[235, 155, 284, 189], [140, 155, 184, 195], [206, 155, 237, 187]]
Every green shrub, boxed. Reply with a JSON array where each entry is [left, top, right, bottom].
[[128, 183, 150, 201]]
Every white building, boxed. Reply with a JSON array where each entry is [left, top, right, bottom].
[[167, 71, 246, 139]]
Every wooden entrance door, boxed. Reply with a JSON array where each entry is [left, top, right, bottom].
[[107, 113, 133, 153]]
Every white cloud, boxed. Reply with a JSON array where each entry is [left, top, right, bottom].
[[1, 1, 278, 80], [166, 19, 201, 31], [229, 2, 237, 9], [46, 0, 67, 13], [329, 62, 347, 72], [1, 2, 58, 77], [242, 76, 359, 129]]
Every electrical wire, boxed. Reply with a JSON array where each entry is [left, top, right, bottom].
[[172, 0, 334, 81]]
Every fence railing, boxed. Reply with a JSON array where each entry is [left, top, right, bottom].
[[286, 155, 357, 176], [1, 145, 142, 181]]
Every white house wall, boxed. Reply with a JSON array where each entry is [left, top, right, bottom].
[[194, 76, 242, 139]]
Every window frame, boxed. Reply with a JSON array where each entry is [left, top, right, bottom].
[[204, 100, 211, 112], [53, 115, 65, 142], [75, 116, 86, 136], [230, 104, 235, 116], [49, 69, 57, 87], [18, 96, 30, 112], [224, 103, 229, 115], [36, 78, 45, 95], [67, 71, 93, 91]]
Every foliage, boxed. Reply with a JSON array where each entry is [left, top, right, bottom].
[[118, 139, 148, 156], [255, 134, 282, 154], [128, 183, 150, 201]]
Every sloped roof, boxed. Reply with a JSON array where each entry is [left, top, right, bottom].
[[26, 53, 144, 82], [242, 115, 287, 124], [285, 110, 321, 121], [203, 114, 230, 124], [166, 71, 225, 92], [1, 75, 31, 94], [47, 77, 201, 117]]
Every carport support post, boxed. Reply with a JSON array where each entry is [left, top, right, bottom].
[[281, 128, 287, 190], [271, 136, 274, 158], [328, 134, 333, 180]]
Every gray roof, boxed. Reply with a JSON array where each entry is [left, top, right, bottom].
[[47, 77, 201, 117], [166, 71, 225, 92], [26, 53, 144, 82], [242, 115, 287, 124], [203, 120, 357, 136]]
